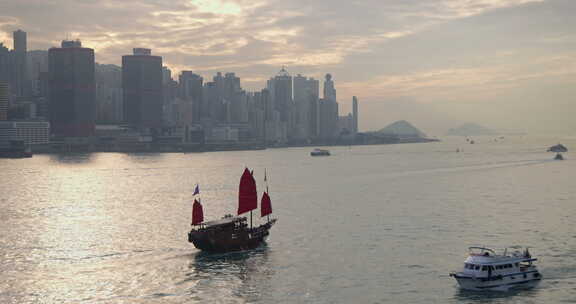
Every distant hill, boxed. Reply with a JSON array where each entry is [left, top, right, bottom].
[[446, 123, 496, 136], [378, 120, 427, 138]]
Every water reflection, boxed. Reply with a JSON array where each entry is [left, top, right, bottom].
[[48, 153, 95, 164], [124, 153, 165, 162], [453, 287, 540, 303], [186, 246, 273, 302]]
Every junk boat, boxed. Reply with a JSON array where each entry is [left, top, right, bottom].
[[188, 168, 277, 253], [554, 153, 564, 160], [311, 148, 330, 156], [450, 247, 542, 291]]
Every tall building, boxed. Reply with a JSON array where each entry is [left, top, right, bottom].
[[95, 64, 123, 123], [323, 73, 336, 102], [12, 29, 28, 98], [48, 40, 96, 137], [352, 96, 358, 134], [27, 50, 48, 97], [0, 43, 10, 83], [179, 71, 203, 122], [268, 67, 292, 123], [0, 81, 8, 120], [122, 48, 163, 129], [293, 74, 319, 140], [318, 74, 339, 141]]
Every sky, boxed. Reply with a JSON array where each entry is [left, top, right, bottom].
[[1, 0, 575, 134]]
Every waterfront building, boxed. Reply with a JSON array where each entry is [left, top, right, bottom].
[[48, 40, 96, 137], [122, 48, 163, 130], [0, 81, 8, 120], [0, 120, 50, 145]]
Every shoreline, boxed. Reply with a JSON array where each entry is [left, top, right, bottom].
[[26, 138, 440, 155]]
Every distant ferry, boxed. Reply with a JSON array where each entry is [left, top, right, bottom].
[[188, 168, 277, 253], [311, 148, 330, 156], [450, 247, 542, 291]]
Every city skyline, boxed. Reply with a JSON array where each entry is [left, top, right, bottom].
[[1, 0, 575, 133]]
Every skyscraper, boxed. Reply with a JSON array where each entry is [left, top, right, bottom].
[[0, 81, 8, 120], [319, 74, 339, 141], [0, 43, 10, 83], [293, 74, 319, 140], [12, 29, 28, 98], [179, 71, 203, 122], [268, 67, 292, 123], [122, 48, 163, 129], [352, 96, 358, 134], [323, 73, 336, 102], [48, 40, 96, 137]]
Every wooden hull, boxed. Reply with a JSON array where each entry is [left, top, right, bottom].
[[189, 219, 276, 253]]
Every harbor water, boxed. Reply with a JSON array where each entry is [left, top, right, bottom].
[[1, 135, 575, 303]]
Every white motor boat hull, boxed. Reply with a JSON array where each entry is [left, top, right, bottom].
[[453, 273, 542, 291]]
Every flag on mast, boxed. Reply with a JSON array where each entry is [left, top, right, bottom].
[[193, 184, 200, 196]]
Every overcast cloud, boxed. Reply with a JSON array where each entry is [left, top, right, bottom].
[[1, 0, 575, 134]]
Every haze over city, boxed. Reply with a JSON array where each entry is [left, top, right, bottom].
[[1, 0, 575, 134]]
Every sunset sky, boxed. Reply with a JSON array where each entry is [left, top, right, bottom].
[[1, 0, 575, 134]]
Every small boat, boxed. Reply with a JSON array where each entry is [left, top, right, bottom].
[[311, 148, 330, 156], [450, 247, 542, 291], [554, 153, 564, 160], [188, 168, 277, 253], [547, 144, 568, 152]]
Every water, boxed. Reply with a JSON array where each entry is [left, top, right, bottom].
[[1, 135, 575, 303]]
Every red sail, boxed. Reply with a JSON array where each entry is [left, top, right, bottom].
[[260, 191, 272, 217], [238, 168, 258, 215], [192, 199, 204, 225]]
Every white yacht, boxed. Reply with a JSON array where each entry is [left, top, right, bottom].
[[450, 247, 542, 291]]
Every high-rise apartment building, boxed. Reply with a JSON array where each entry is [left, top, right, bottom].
[[122, 48, 163, 129], [48, 40, 96, 137]]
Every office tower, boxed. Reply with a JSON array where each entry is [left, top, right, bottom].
[[95, 63, 123, 123], [352, 96, 358, 134], [0, 81, 8, 120], [12, 29, 28, 98], [323, 73, 336, 102], [122, 48, 163, 129], [268, 67, 292, 123], [293, 74, 319, 141], [179, 71, 203, 122], [48, 40, 96, 137], [319, 98, 338, 141], [27, 50, 48, 97], [0, 43, 10, 83]]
